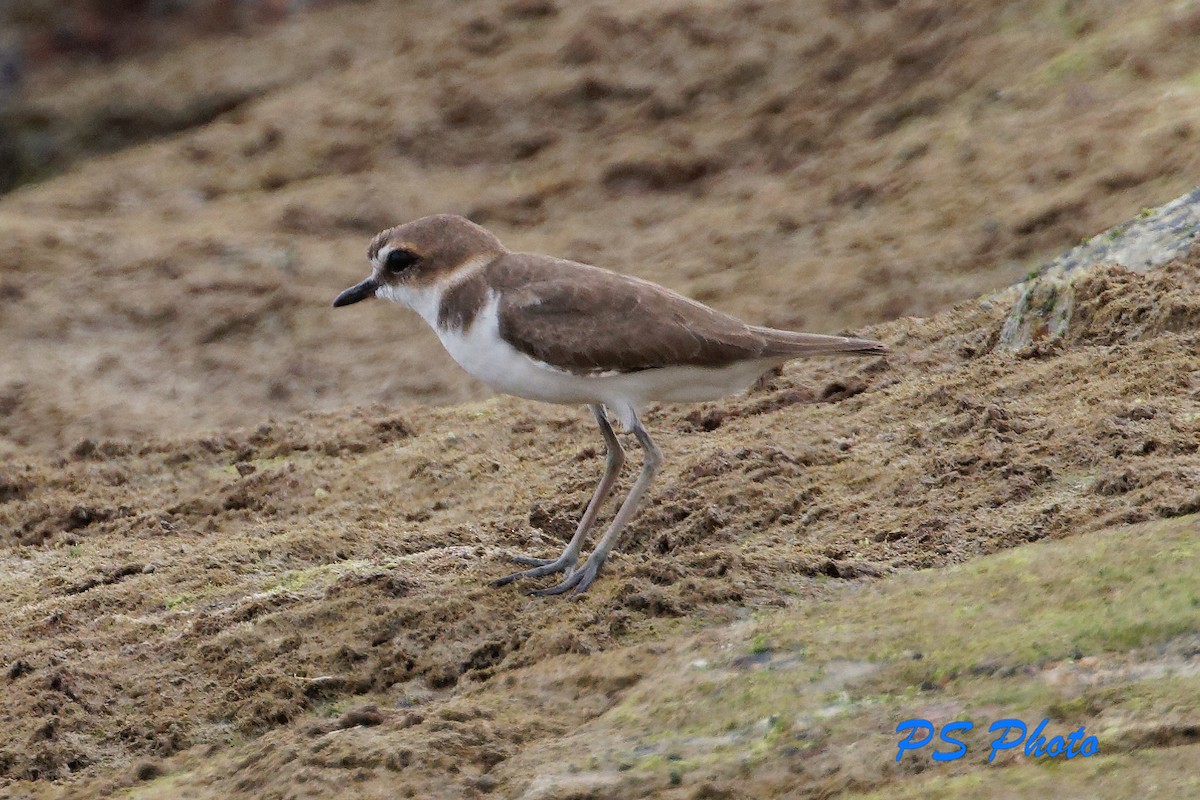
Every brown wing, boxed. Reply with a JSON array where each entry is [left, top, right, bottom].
[[492, 254, 770, 374]]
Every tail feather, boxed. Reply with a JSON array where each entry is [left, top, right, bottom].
[[752, 327, 888, 358]]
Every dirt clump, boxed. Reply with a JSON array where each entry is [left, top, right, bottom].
[[1068, 259, 1200, 345]]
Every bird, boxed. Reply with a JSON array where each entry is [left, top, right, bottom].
[[333, 214, 887, 596]]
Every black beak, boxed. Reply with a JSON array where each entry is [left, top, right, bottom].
[[332, 277, 379, 308]]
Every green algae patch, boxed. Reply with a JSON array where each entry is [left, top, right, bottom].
[[587, 516, 1200, 794]]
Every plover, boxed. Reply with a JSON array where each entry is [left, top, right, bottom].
[[333, 214, 886, 595]]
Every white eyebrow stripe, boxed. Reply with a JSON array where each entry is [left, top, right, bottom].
[[373, 243, 394, 269]]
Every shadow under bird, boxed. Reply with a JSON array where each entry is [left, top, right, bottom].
[[333, 214, 887, 596]]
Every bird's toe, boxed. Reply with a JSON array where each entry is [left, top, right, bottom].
[[492, 553, 576, 587], [510, 555, 557, 567], [531, 558, 602, 597]]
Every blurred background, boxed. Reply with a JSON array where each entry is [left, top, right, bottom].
[[2, 0, 1200, 456]]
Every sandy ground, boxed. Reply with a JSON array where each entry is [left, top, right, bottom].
[[2, 254, 1199, 797], [1, 1, 1199, 798]]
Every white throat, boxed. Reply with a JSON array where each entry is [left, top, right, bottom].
[[374, 254, 493, 329]]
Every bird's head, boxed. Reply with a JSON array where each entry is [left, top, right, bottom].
[[332, 214, 506, 308]]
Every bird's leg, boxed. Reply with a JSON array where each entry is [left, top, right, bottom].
[[534, 414, 662, 597], [492, 404, 625, 587]]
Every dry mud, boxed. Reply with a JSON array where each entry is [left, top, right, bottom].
[[2, 0, 1200, 798], [2, 256, 1199, 797]]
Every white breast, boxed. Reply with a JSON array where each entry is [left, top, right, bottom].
[[438, 293, 601, 405]]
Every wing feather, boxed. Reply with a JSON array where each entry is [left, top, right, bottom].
[[488, 253, 885, 374], [491, 255, 768, 374]]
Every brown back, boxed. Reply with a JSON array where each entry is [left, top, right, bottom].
[[490, 253, 783, 374]]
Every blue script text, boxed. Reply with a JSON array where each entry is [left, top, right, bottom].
[[895, 718, 1099, 762]]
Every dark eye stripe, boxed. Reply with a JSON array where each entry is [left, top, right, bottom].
[[386, 249, 418, 273]]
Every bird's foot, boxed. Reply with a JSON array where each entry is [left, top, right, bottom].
[[491, 553, 576, 587], [530, 555, 604, 597]]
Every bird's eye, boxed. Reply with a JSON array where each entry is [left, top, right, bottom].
[[385, 249, 418, 274]]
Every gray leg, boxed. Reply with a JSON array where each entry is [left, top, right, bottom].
[[492, 404, 625, 587], [534, 413, 662, 597]]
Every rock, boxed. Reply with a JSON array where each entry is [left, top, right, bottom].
[[998, 185, 1200, 351]]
